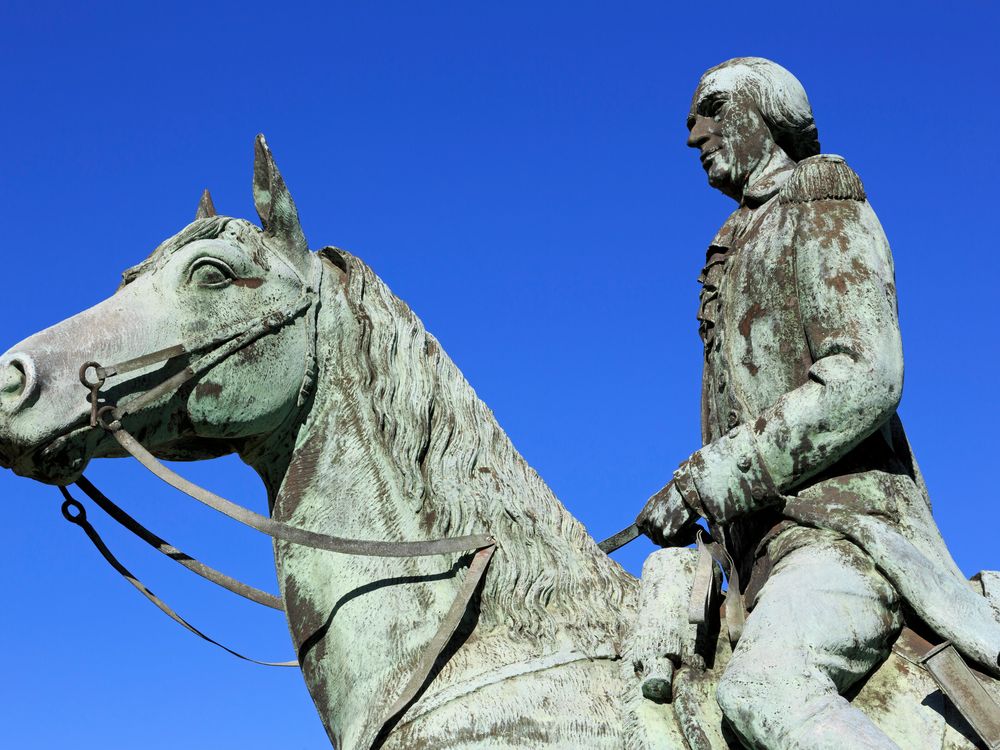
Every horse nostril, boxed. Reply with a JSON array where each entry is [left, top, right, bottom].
[[0, 355, 37, 412], [1, 362, 25, 397]]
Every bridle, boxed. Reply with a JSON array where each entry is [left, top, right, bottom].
[[62, 252, 496, 742]]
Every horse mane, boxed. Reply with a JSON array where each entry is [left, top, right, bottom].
[[332, 250, 635, 650]]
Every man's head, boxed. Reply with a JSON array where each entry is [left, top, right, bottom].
[[687, 57, 820, 200]]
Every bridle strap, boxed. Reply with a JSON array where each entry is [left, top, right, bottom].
[[73, 475, 283, 610], [687, 529, 745, 645], [63, 472, 495, 743], [374, 544, 495, 746], [107, 423, 495, 558], [82, 253, 493, 558], [59, 486, 298, 667], [80, 255, 322, 427], [81, 296, 314, 427]]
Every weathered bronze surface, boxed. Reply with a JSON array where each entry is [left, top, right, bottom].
[[0, 60, 997, 750]]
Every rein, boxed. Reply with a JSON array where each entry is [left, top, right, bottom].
[[64, 256, 496, 741]]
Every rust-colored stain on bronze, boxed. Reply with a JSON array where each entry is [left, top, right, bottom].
[[195, 381, 223, 399], [232, 276, 264, 288]]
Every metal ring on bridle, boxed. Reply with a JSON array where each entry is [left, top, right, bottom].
[[61, 497, 86, 524], [96, 405, 121, 431], [79, 361, 106, 390]]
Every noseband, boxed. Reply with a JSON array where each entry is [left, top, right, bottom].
[[64, 252, 496, 742]]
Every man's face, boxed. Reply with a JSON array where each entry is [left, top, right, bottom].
[[686, 75, 775, 200]]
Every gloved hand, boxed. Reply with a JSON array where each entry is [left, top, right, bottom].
[[635, 481, 699, 547]]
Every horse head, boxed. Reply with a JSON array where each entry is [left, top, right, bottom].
[[0, 135, 330, 487]]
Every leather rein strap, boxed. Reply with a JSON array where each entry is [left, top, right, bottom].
[[70, 475, 283, 610], [58, 485, 298, 667], [64, 257, 496, 742], [107, 423, 493, 558]]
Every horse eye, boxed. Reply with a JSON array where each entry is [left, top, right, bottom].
[[189, 260, 234, 288]]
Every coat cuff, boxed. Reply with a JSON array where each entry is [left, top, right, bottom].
[[674, 426, 779, 524]]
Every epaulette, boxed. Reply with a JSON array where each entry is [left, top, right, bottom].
[[778, 154, 867, 204]]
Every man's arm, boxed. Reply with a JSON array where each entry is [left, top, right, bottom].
[[675, 159, 903, 524]]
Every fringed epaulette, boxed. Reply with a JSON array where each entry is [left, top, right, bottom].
[[778, 154, 866, 204]]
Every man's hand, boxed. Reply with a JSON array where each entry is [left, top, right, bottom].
[[636, 481, 699, 547]]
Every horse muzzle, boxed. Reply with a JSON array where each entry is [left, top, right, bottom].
[[0, 352, 39, 469], [0, 344, 94, 482]]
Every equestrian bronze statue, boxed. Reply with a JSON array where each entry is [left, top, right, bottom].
[[0, 59, 997, 750]]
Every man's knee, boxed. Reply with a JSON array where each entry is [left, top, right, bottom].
[[715, 660, 782, 741], [717, 647, 797, 711], [716, 650, 829, 744], [715, 666, 751, 721]]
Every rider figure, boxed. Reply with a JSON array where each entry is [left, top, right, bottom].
[[636, 57, 1000, 749]]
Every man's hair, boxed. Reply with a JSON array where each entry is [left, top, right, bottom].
[[699, 57, 821, 162]]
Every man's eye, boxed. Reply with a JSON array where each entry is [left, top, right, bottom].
[[698, 98, 725, 118], [190, 260, 234, 288]]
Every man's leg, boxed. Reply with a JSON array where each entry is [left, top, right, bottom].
[[716, 537, 903, 750]]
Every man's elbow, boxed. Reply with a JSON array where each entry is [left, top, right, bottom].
[[864, 354, 903, 425], [811, 349, 903, 427]]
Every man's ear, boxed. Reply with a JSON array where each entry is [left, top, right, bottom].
[[252, 134, 311, 275]]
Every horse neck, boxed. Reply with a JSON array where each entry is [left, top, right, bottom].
[[257, 259, 638, 748], [274, 257, 637, 649]]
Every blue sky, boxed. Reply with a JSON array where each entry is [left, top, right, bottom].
[[1, 2, 998, 747]]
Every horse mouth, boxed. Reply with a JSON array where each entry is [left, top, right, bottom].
[[4, 423, 98, 485]]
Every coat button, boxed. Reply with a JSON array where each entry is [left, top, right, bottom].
[[738, 455, 753, 472], [727, 410, 739, 428]]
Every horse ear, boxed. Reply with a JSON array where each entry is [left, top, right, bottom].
[[195, 189, 216, 219], [252, 134, 309, 259]]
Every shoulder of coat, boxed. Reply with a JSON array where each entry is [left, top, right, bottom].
[[778, 154, 867, 205]]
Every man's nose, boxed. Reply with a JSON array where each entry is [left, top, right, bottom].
[[686, 116, 712, 149]]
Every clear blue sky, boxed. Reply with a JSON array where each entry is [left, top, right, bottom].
[[1, 2, 997, 747]]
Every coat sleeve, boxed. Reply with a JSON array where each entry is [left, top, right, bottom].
[[674, 163, 904, 524]]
